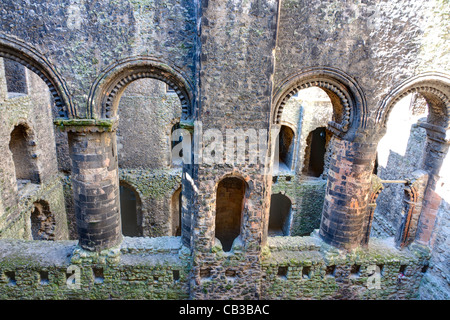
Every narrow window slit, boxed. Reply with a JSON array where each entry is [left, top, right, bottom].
[[93, 267, 104, 284], [39, 271, 49, 285], [302, 266, 311, 279], [5, 271, 16, 286], [325, 265, 336, 277], [277, 266, 288, 279]]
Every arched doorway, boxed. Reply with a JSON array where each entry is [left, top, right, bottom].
[[119, 182, 142, 237], [9, 123, 39, 186], [268, 194, 292, 236], [215, 177, 246, 252], [303, 127, 328, 177], [278, 125, 295, 171]]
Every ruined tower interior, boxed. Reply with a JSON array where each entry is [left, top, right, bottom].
[[0, 0, 449, 300]]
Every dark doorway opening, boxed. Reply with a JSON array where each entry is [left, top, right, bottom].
[[304, 127, 327, 177], [120, 184, 141, 237], [215, 177, 246, 252], [268, 194, 292, 236]]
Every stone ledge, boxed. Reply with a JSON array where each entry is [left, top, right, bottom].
[[0, 239, 77, 268], [120, 236, 183, 255], [265, 235, 322, 252]]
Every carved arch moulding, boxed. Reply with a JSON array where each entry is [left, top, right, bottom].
[[0, 34, 74, 118], [376, 72, 450, 142], [272, 67, 367, 139], [87, 56, 195, 121]]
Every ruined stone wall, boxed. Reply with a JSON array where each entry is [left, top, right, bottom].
[[119, 168, 181, 237], [0, 0, 197, 117], [0, 58, 68, 240], [261, 235, 429, 300], [271, 175, 326, 237], [190, 0, 279, 299], [0, 235, 430, 300], [0, 0, 449, 300], [275, 0, 449, 113], [117, 78, 182, 169]]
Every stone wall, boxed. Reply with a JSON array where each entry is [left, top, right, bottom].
[[261, 235, 429, 300], [0, 0, 198, 117], [0, 234, 430, 300], [0, 58, 69, 241], [117, 78, 182, 170], [119, 168, 182, 237], [0, 237, 190, 299], [0, 0, 449, 300]]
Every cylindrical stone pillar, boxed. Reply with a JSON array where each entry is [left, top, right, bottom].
[[415, 128, 449, 245], [319, 137, 377, 250], [66, 124, 121, 252]]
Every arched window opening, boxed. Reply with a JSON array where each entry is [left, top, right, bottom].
[[3, 58, 27, 96], [119, 183, 142, 237], [9, 124, 39, 187], [116, 78, 183, 170], [277, 87, 333, 176], [372, 93, 430, 238], [215, 177, 246, 252], [268, 194, 292, 236], [303, 127, 328, 177], [278, 125, 295, 171], [171, 187, 182, 236], [30, 200, 55, 241]]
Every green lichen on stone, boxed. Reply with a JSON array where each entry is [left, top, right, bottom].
[[53, 119, 117, 131]]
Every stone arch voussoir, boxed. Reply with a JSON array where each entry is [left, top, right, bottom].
[[272, 67, 367, 138], [376, 72, 450, 136], [0, 34, 74, 118], [87, 56, 194, 120]]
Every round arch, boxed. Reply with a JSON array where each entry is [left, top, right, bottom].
[[214, 173, 250, 252], [9, 120, 40, 184], [375, 72, 450, 246], [119, 180, 143, 237], [376, 72, 450, 131], [214, 172, 251, 196], [87, 56, 194, 120], [272, 67, 367, 137], [0, 34, 74, 118]]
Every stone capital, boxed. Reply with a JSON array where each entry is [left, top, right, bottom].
[[54, 118, 119, 133]]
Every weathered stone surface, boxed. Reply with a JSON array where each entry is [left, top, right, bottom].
[[0, 0, 449, 300]]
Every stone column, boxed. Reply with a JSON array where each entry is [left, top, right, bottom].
[[395, 170, 429, 249], [56, 119, 121, 252], [360, 174, 384, 247], [319, 137, 378, 250], [415, 125, 449, 245]]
